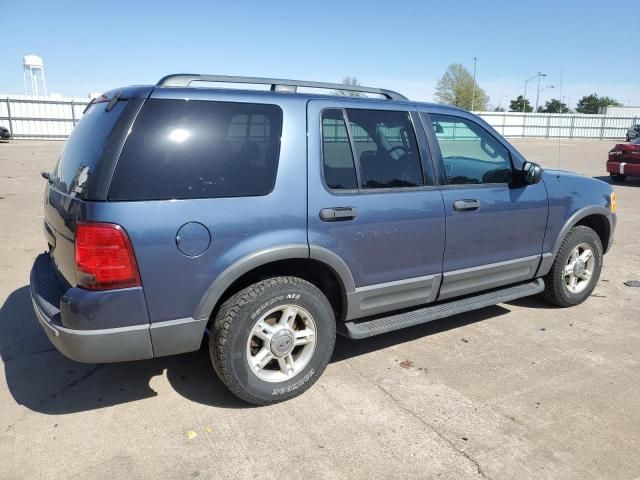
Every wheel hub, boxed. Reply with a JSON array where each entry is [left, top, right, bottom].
[[270, 329, 296, 357], [564, 242, 596, 294], [246, 304, 317, 383]]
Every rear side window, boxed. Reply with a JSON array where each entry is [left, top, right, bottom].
[[348, 109, 423, 189], [322, 110, 357, 190], [109, 99, 283, 201], [321, 108, 425, 191]]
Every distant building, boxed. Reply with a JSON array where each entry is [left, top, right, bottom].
[[598, 106, 640, 117]]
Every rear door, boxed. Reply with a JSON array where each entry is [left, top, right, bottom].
[[307, 99, 446, 320], [420, 110, 548, 300]]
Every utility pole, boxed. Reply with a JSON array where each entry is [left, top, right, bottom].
[[471, 57, 477, 111]]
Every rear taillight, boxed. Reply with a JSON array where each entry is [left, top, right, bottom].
[[75, 222, 141, 290]]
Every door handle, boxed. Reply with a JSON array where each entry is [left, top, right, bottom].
[[453, 199, 480, 212], [319, 207, 358, 222]]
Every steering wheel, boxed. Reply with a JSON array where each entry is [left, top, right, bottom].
[[388, 145, 408, 160]]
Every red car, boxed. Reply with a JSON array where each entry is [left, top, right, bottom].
[[607, 138, 640, 182]]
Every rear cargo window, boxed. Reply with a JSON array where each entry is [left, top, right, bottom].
[[108, 99, 283, 201], [50, 100, 130, 196]]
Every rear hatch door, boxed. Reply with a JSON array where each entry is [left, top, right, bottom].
[[44, 87, 150, 286]]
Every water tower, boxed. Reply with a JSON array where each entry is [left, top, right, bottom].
[[23, 55, 48, 97]]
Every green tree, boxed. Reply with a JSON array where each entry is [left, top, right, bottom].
[[575, 93, 622, 114], [540, 98, 569, 113], [509, 95, 532, 112], [434, 63, 489, 111], [334, 76, 364, 97]]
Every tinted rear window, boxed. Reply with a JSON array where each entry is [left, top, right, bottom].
[[51, 100, 130, 196], [108, 99, 283, 201]]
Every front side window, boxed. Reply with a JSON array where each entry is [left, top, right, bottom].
[[109, 99, 282, 200], [321, 108, 425, 191], [431, 114, 512, 185]]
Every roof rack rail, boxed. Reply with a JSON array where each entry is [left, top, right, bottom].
[[156, 74, 408, 101]]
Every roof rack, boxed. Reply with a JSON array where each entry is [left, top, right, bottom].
[[156, 74, 408, 101]]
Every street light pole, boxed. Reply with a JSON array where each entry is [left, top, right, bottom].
[[471, 57, 477, 111], [497, 95, 507, 111], [537, 86, 554, 111], [535, 72, 547, 112], [523, 72, 546, 113]]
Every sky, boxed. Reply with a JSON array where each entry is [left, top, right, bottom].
[[1, 0, 639, 109]]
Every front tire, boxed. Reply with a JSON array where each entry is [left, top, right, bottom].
[[610, 172, 627, 182], [210, 277, 336, 405], [542, 226, 603, 307]]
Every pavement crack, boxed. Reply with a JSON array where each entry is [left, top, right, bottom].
[[1, 346, 57, 363], [3, 364, 105, 431], [346, 360, 489, 479], [44, 364, 105, 405]]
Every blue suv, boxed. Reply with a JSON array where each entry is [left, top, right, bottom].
[[31, 74, 617, 405]]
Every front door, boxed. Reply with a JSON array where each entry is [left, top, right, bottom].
[[423, 111, 548, 300], [307, 100, 446, 320]]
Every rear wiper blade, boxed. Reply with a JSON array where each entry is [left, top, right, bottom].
[[82, 97, 96, 114]]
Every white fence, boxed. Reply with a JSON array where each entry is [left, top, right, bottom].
[[1, 96, 638, 140], [477, 111, 638, 139], [0, 97, 89, 139]]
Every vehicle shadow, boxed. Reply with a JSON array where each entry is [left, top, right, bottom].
[[506, 295, 560, 310], [593, 175, 640, 186], [1, 285, 508, 414]]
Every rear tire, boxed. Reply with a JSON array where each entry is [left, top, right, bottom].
[[210, 276, 336, 405], [542, 226, 603, 307], [610, 172, 627, 182]]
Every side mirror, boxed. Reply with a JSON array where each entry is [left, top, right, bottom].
[[432, 121, 444, 134], [522, 161, 543, 184]]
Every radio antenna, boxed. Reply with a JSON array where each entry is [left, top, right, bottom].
[[557, 67, 563, 176]]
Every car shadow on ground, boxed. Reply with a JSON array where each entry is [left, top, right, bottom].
[[506, 295, 560, 310], [2, 285, 510, 414], [593, 175, 640, 186]]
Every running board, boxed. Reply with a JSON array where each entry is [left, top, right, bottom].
[[340, 278, 545, 339]]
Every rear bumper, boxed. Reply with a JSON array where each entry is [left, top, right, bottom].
[[32, 299, 153, 363], [30, 253, 207, 363], [30, 253, 153, 363], [607, 161, 640, 177]]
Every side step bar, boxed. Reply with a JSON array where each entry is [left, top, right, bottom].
[[340, 278, 545, 339]]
